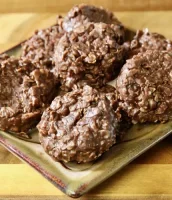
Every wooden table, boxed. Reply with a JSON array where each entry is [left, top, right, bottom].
[[1, 12, 172, 199], [1, 0, 172, 12]]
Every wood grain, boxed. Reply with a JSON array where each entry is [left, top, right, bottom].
[[0, 164, 172, 199], [0, 0, 172, 12]]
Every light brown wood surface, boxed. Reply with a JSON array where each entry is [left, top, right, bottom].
[[0, 0, 172, 12], [0, 12, 172, 198], [0, 164, 172, 199]]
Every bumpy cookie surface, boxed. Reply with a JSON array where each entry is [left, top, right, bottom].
[[38, 85, 122, 163], [54, 22, 124, 90], [0, 55, 57, 133], [127, 29, 172, 58], [116, 50, 172, 123], [63, 4, 125, 43], [22, 17, 64, 69]]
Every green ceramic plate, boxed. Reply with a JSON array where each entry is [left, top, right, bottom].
[[0, 43, 171, 198]]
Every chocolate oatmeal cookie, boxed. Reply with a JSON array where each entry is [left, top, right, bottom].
[[22, 17, 64, 69], [63, 4, 125, 43], [116, 50, 172, 123], [127, 29, 172, 58], [99, 84, 118, 109], [0, 55, 57, 133], [37, 85, 122, 163], [73, 82, 118, 108], [53, 22, 124, 90]]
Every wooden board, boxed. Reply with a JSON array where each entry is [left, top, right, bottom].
[[0, 0, 172, 12], [0, 164, 172, 199], [0, 12, 172, 198]]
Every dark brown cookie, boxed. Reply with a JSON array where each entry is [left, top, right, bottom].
[[0, 55, 57, 133], [99, 84, 118, 109], [63, 4, 125, 43], [37, 85, 122, 163], [22, 17, 64, 69], [116, 50, 172, 123], [53, 22, 124, 90], [127, 29, 172, 58]]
